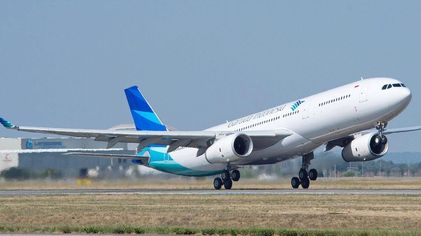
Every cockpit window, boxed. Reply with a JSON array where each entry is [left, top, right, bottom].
[[382, 83, 406, 90]]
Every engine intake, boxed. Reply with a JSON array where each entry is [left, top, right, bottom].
[[342, 133, 388, 162], [205, 134, 253, 163]]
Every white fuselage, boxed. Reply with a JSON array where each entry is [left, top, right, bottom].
[[159, 78, 412, 175]]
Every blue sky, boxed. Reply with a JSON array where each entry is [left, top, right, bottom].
[[1, 1, 421, 152]]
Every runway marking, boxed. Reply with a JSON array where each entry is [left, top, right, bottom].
[[0, 189, 421, 196]]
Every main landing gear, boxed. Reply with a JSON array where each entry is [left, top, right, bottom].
[[291, 152, 318, 189], [213, 169, 240, 190]]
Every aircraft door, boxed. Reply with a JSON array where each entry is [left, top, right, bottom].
[[301, 101, 312, 120], [358, 85, 368, 103], [354, 84, 369, 120]]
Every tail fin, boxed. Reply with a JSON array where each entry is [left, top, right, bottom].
[[124, 86, 167, 131]]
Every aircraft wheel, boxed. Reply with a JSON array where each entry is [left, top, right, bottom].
[[213, 177, 223, 190], [223, 179, 233, 190], [299, 168, 308, 180], [291, 177, 300, 189], [231, 170, 240, 181], [309, 169, 318, 181], [221, 170, 230, 181], [301, 177, 310, 189]]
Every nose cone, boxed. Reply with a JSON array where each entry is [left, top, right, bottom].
[[397, 88, 412, 109], [400, 87, 412, 106]]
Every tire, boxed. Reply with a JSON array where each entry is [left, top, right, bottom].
[[231, 170, 240, 181], [213, 177, 223, 190], [309, 169, 318, 181], [301, 178, 310, 189], [221, 171, 230, 181], [291, 177, 300, 189], [299, 168, 308, 180], [223, 179, 233, 190]]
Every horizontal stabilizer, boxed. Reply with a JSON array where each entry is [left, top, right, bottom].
[[0, 148, 124, 154], [64, 152, 149, 165]]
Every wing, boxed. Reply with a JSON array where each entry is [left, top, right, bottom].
[[0, 117, 291, 152], [383, 126, 421, 135], [324, 125, 421, 151]]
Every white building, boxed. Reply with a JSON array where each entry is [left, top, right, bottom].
[[0, 138, 20, 172]]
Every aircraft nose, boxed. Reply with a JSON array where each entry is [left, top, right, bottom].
[[399, 87, 412, 105]]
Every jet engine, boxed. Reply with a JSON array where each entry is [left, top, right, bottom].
[[342, 133, 389, 162], [205, 133, 253, 164]]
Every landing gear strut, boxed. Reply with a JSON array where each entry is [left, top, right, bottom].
[[213, 168, 241, 190], [291, 152, 318, 189], [375, 121, 388, 136], [375, 121, 388, 144]]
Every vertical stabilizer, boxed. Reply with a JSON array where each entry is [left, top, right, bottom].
[[124, 86, 167, 131]]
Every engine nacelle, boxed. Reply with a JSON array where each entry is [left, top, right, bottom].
[[342, 133, 389, 162], [205, 133, 253, 164]]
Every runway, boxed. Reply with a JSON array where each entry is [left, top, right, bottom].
[[1, 188, 421, 196]]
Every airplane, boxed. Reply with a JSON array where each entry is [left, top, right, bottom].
[[1, 77, 420, 190]]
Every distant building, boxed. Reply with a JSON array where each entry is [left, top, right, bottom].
[[0, 138, 20, 172], [0, 137, 132, 178]]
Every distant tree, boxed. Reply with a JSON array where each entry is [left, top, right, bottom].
[[0, 167, 31, 180], [343, 171, 356, 177]]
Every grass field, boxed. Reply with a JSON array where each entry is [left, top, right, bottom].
[[1, 178, 421, 235]]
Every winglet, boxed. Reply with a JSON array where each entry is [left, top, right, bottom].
[[0, 117, 16, 129]]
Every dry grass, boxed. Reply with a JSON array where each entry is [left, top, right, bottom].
[[0, 194, 421, 232], [1, 178, 421, 234], [1, 177, 421, 190]]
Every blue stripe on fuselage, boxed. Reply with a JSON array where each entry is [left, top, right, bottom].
[[137, 146, 223, 177]]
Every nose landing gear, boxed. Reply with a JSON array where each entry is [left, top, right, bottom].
[[375, 121, 388, 143], [213, 168, 241, 190], [291, 152, 318, 189], [375, 121, 388, 136]]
